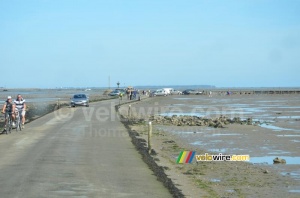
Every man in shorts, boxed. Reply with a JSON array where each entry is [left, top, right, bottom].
[[2, 96, 16, 132], [14, 94, 26, 129]]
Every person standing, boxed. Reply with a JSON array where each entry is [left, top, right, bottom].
[[127, 89, 130, 100], [14, 94, 26, 129], [119, 92, 123, 100]]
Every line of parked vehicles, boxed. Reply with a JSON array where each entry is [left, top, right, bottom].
[[68, 87, 206, 108], [107, 87, 205, 97], [152, 88, 180, 96], [68, 87, 205, 108], [152, 88, 204, 96]]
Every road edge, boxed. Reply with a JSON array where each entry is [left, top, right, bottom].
[[115, 99, 185, 198]]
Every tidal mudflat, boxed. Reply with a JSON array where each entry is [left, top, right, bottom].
[[120, 94, 300, 197]]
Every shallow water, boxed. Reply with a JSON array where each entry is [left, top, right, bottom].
[[210, 178, 221, 182], [157, 95, 300, 188], [160, 112, 205, 117], [207, 148, 227, 153], [190, 141, 203, 146], [0, 88, 105, 104], [289, 190, 300, 193], [277, 116, 300, 119], [268, 150, 292, 155], [259, 123, 296, 131], [211, 133, 241, 136], [291, 140, 300, 143], [281, 172, 300, 179], [277, 135, 300, 137], [250, 156, 300, 165]]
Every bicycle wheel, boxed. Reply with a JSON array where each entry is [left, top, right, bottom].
[[18, 119, 22, 131], [16, 115, 20, 131], [5, 123, 8, 135], [16, 119, 19, 131], [8, 117, 12, 133]]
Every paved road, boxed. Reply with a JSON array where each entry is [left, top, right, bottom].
[[0, 99, 171, 198]]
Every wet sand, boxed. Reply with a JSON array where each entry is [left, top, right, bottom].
[[119, 94, 300, 197]]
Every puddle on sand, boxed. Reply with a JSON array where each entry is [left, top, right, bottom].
[[211, 133, 241, 136], [160, 112, 205, 117], [190, 140, 223, 146], [250, 156, 300, 165], [268, 150, 292, 155], [276, 106, 300, 109], [289, 190, 300, 193], [257, 100, 285, 103], [210, 140, 222, 143], [210, 178, 221, 182], [226, 189, 235, 193], [281, 172, 300, 180], [259, 123, 295, 131], [174, 131, 203, 134], [169, 104, 186, 106], [277, 134, 300, 137], [160, 111, 248, 118], [277, 116, 300, 119], [242, 107, 266, 113], [207, 148, 227, 153], [174, 98, 195, 100], [190, 141, 202, 146], [290, 140, 300, 143]]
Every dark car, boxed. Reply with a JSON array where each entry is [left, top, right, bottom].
[[182, 89, 202, 95], [70, 94, 89, 107]]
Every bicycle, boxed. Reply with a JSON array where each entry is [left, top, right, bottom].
[[15, 109, 22, 132], [2, 112, 13, 134]]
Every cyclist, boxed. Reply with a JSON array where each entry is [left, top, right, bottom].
[[1, 96, 16, 132], [14, 94, 26, 129]]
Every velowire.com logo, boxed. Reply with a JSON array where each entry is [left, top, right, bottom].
[[176, 151, 196, 164], [177, 151, 250, 163]]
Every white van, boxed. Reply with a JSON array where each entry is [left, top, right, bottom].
[[153, 89, 167, 96], [162, 88, 174, 95]]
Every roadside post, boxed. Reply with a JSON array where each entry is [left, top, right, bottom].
[[57, 98, 60, 109], [128, 105, 131, 119], [148, 121, 152, 154]]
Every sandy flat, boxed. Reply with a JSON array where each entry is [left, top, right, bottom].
[[120, 94, 300, 197]]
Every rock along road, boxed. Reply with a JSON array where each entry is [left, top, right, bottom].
[[0, 99, 171, 198]]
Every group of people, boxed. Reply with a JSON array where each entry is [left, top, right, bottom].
[[141, 90, 151, 96], [126, 89, 138, 100], [1, 94, 26, 132]]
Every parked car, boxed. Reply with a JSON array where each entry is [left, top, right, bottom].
[[170, 90, 182, 95], [153, 89, 168, 96], [182, 89, 202, 95], [70, 94, 89, 107], [109, 90, 124, 96]]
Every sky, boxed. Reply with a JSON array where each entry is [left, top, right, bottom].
[[0, 0, 299, 88]]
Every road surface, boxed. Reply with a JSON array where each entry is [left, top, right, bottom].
[[0, 99, 171, 198]]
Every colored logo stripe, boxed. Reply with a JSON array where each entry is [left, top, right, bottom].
[[177, 151, 196, 164], [176, 151, 184, 164], [179, 151, 187, 163], [185, 151, 196, 163]]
